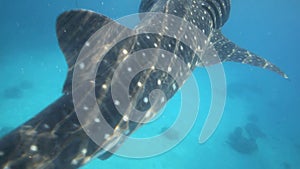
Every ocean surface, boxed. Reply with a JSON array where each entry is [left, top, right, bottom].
[[0, 0, 299, 169]]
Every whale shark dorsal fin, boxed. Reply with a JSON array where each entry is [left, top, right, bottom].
[[204, 30, 288, 79], [56, 10, 116, 93]]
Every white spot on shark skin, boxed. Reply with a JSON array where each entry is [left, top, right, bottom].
[[146, 35, 150, 39], [104, 134, 110, 140], [180, 45, 184, 51], [43, 123, 50, 129], [94, 118, 100, 123], [157, 79, 162, 85], [161, 97, 165, 103], [114, 100, 120, 106], [85, 41, 90, 47], [123, 115, 129, 122], [197, 45, 201, 50], [167, 66, 172, 72], [172, 83, 177, 90], [83, 106, 89, 111], [81, 148, 87, 155], [71, 159, 78, 165], [30, 145, 38, 152], [127, 67, 132, 72], [143, 97, 149, 103], [122, 49, 128, 55], [102, 84, 108, 89], [3, 164, 10, 169], [79, 62, 85, 70], [137, 81, 143, 87], [263, 63, 269, 68], [0, 151, 4, 156]]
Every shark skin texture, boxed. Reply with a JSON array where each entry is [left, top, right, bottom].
[[0, 0, 287, 169]]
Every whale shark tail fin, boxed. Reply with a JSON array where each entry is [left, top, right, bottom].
[[209, 30, 288, 79]]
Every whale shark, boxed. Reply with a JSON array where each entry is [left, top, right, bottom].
[[0, 0, 287, 168]]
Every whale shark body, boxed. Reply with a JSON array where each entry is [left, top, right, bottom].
[[0, 0, 287, 168]]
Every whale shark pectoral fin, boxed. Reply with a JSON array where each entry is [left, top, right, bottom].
[[56, 10, 116, 93], [209, 30, 288, 79]]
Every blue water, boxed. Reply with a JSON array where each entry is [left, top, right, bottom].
[[0, 0, 299, 169]]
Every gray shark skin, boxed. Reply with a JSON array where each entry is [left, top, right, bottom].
[[0, 0, 287, 169]]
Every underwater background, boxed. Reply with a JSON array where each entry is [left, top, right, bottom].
[[0, 0, 299, 169]]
